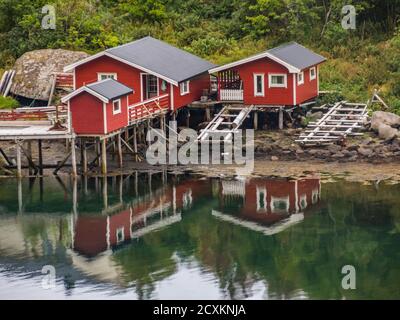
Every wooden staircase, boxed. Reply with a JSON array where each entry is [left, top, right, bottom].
[[197, 105, 255, 142]]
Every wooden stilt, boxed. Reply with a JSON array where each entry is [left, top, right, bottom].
[[16, 142, 22, 178], [101, 138, 107, 175], [27, 141, 32, 175], [38, 140, 43, 175], [82, 139, 88, 174], [133, 125, 138, 161], [71, 138, 77, 177], [253, 111, 258, 130], [278, 108, 284, 130], [186, 109, 190, 127], [205, 107, 211, 122], [117, 133, 123, 169]]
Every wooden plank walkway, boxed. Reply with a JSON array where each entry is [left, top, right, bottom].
[[296, 101, 367, 145]]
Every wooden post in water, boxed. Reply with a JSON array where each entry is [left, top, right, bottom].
[[82, 139, 88, 174], [16, 142, 22, 178], [101, 138, 107, 175], [278, 108, 284, 130], [117, 133, 123, 169], [27, 141, 32, 175], [38, 140, 43, 175], [71, 138, 77, 177]]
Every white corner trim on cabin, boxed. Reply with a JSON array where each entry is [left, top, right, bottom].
[[103, 102, 108, 134]]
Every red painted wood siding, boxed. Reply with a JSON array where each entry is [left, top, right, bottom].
[[295, 66, 319, 104], [75, 56, 142, 106], [75, 55, 210, 111], [105, 96, 129, 133], [69, 93, 105, 134], [235, 58, 294, 105], [172, 73, 210, 110], [74, 217, 108, 256]]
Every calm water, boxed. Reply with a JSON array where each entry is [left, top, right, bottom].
[[0, 173, 399, 300]]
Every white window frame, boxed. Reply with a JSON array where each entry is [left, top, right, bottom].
[[253, 73, 265, 97], [256, 187, 267, 212], [180, 81, 190, 95], [97, 72, 117, 81], [310, 67, 316, 81], [112, 99, 121, 115], [297, 71, 304, 85], [116, 227, 125, 244], [268, 73, 287, 88]]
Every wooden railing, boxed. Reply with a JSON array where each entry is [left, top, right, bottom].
[[129, 94, 169, 123], [220, 89, 244, 101], [0, 106, 68, 122]]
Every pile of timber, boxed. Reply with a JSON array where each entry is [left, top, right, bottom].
[[296, 101, 368, 145], [0, 70, 15, 97]]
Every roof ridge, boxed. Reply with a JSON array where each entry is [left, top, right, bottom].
[[106, 36, 151, 53]]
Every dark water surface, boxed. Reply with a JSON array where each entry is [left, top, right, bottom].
[[0, 173, 399, 299]]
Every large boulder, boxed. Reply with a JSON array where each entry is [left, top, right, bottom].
[[371, 111, 400, 131], [377, 123, 398, 141], [10, 49, 89, 100]]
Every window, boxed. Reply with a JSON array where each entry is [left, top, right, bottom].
[[269, 74, 287, 88], [297, 72, 304, 85], [253, 74, 265, 96], [310, 67, 316, 81], [98, 73, 117, 81], [116, 227, 125, 243], [113, 99, 121, 115], [256, 187, 267, 212], [180, 81, 190, 95]]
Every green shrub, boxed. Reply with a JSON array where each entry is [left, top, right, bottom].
[[0, 96, 19, 109]]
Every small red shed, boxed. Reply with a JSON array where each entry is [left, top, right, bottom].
[[209, 42, 326, 106], [61, 78, 133, 135]]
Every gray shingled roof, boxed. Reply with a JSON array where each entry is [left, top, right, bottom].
[[267, 42, 326, 70], [107, 36, 215, 83], [87, 78, 133, 100]]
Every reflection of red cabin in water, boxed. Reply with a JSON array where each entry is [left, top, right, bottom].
[[73, 179, 210, 257], [218, 178, 321, 226]]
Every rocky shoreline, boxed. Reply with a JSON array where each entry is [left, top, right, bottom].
[[254, 110, 400, 163]]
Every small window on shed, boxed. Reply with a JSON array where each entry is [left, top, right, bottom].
[[269, 74, 287, 88], [180, 81, 190, 95], [297, 72, 304, 85], [113, 99, 121, 115], [253, 74, 265, 97], [116, 227, 125, 244], [310, 67, 316, 81], [98, 73, 117, 81]]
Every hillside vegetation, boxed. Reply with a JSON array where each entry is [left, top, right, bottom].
[[1, 0, 400, 112]]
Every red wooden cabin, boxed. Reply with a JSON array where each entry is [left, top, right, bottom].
[[61, 78, 133, 135], [209, 42, 326, 106], [63, 36, 215, 125]]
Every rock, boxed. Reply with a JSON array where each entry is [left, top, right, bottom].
[[377, 123, 398, 141], [332, 152, 345, 158], [361, 137, 373, 145], [327, 144, 342, 153], [346, 145, 359, 152], [371, 111, 400, 131], [10, 49, 89, 100], [271, 156, 279, 161], [358, 147, 372, 157], [295, 148, 304, 154]]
